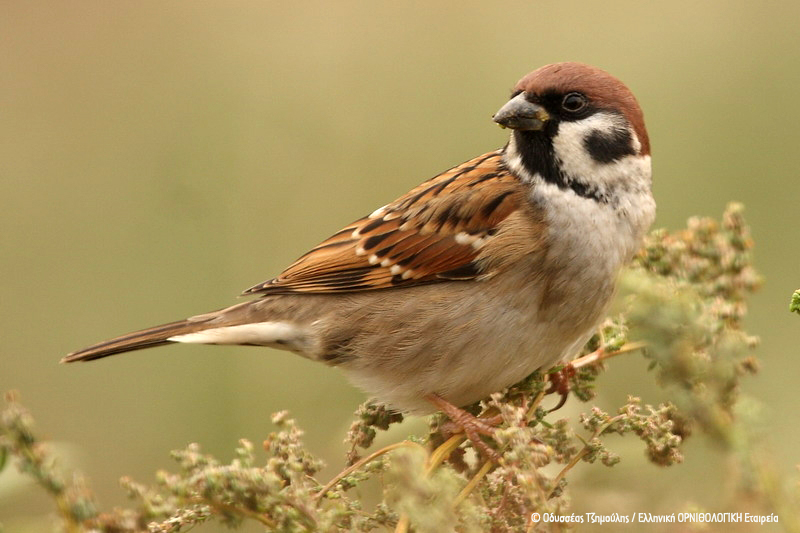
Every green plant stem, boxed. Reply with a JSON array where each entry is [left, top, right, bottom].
[[315, 441, 426, 504], [548, 415, 625, 499], [454, 460, 493, 507], [394, 513, 410, 533], [426, 435, 465, 474], [571, 341, 647, 371], [197, 499, 276, 528]]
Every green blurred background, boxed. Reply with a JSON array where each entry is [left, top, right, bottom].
[[2, 1, 799, 531]]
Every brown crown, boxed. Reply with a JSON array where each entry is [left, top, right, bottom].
[[515, 62, 650, 156]]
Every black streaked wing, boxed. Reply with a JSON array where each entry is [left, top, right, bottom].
[[243, 150, 524, 295]]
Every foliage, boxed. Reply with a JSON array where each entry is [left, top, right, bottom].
[[3, 204, 797, 532]]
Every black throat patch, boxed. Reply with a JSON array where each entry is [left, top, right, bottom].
[[509, 130, 610, 204]]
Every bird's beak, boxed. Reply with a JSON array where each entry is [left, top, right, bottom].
[[492, 93, 550, 131]]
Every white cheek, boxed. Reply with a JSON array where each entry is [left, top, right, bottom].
[[630, 131, 642, 153], [552, 113, 649, 191]]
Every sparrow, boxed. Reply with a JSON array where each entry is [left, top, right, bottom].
[[64, 63, 655, 425]]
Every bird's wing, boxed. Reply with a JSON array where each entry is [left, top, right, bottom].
[[243, 149, 543, 295]]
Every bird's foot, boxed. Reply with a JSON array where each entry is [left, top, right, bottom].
[[546, 362, 577, 412], [426, 394, 503, 462]]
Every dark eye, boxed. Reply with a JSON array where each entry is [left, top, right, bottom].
[[561, 92, 587, 113]]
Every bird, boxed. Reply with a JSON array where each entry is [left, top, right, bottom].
[[64, 62, 655, 433]]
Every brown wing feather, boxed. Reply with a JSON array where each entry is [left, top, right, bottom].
[[243, 150, 527, 295]]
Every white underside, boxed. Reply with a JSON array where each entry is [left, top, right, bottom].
[[168, 322, 303, 346]]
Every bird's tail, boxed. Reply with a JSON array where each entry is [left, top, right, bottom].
[[61, 317, 214, 362], [62, 300, 308, 363]]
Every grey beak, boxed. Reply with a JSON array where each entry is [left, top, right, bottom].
[[492, 93, 550, 131]]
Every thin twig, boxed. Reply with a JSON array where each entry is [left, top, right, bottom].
[[547, 415, 625, 499], [426, 434, 465, 474], [394, 513, 410, 533], [454, 460, 493, 507], [315, 441, 426, 504], [525, 387, 548, 420], [571, 342, 646, 371], [202, 500, 277, 528]]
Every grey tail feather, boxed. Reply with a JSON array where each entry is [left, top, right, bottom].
[[61, 319, 209, 363]]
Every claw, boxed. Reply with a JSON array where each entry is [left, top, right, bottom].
[[426, 394, 503, 462], [546, 362, 577, 412]]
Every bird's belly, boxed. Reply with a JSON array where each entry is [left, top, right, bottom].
[[325, 272, 607, 413]]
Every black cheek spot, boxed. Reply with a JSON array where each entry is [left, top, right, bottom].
[[584, 127, 636, 163]]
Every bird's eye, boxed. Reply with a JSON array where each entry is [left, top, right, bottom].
[[561, 92, 587, 113]]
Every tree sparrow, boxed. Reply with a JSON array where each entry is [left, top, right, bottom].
[[64, 63, 655, 424]]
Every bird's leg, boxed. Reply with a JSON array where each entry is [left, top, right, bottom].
[[546, 362, 577, 412], [426, 393, 503, 462]]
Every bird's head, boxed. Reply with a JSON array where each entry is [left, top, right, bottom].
[[494, 62, 650, 198]]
